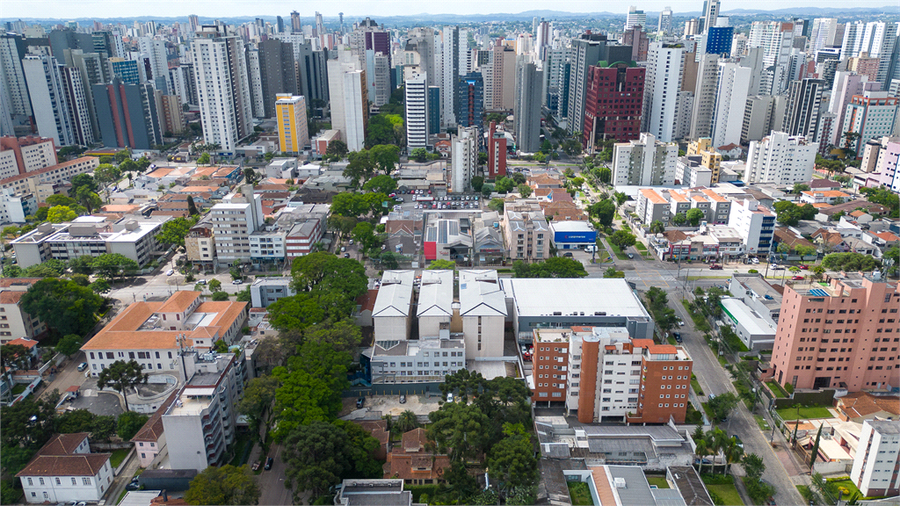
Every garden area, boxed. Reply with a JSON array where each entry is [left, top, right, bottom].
[[691, 374, 704, 396], [109, 448, 131, 469], [776, 405, 833, 420], [701, 474, 744, 506], [608, 242, 629, 260], [766, 381, 790, 398], [646, 476, 670, 489], [567, 481, 594, 506]]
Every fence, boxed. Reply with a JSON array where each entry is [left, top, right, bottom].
[[343, 382, 444, 398], [771, 389, 837, 410]]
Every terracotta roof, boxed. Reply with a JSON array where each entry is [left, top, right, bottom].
[[402, 428, 428, 453], [641, 188, 667, 204], [356, 289, 379, 314], [838, 392, 900, 419], [156, 291, 200, 314], [811, 229, 844, 246], [0, 278, 42, 288], [16, 454, 111, 477], [700, 188, 728, 203], [663, 230, 689, 243], [802, 190, 849, 198], [0, 290, 25, 304], [36, 433, 90, 456], [669, 190, 689, 203], [132, 391, 179, 442], [8, 337, 37, 349], [849, 210, 867, 217], [718, 143, 740, 151], [649, 344, 677, 353], [873, 231, 900, 242], [774, 228, 814, 249]]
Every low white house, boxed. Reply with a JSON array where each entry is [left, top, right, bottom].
[[17, 433, 114, 504]]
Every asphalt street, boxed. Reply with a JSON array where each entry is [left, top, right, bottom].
[[256, 444, 296, 506]]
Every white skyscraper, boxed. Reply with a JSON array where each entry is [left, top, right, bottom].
[[808, 18, 840, 54], [327, 50, 368, 152], [643, 43, 685, 142], [405, 73, 429, 149], [689, 53, 720, 140], [657, 7, 673, 39], [191, 25, 253, 153], [744, 132, 818, 185], [139, 37, 168, 87], [441, 26, 461, 126], [245, 45, 265, 119], [451, 127, 477, 192], [612, 133, 678, 186], [60, 66, 95, 146], [840, 21, 898, 85], [22, 54, 75, 146], [748, 21, 795, 94], [711, 61, 752, 148], [625, 6, 647, 30], [0, 34, 32, 120]]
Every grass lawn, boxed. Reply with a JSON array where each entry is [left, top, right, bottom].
[[691, 374, 704, 395], [646, 476, 670, 489], [776, 405, 833, 420], [828, 478, 862, 500], [11, 383, 26, 396], [754, 415, 770, 432], [608, 242, 629, 260], [568, 481, 594, 506], [706, 483, 744, 506], [685, 404, 703, 424], [766, 381, 789, 398], [702, 402, 714, 420], [109, 448, 130, 469], [634, 243, 647, 251]]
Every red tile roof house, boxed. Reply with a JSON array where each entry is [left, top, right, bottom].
[[16, 433, 114, 504], [383, 428, 450, 485]]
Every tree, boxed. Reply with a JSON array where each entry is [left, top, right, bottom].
[[608, 229, 637, 250], [68, 255, 94, 275], [96, 360, 147, 412], [481, 183, 494, 197], [369, 144, 401, 175], [21, 278, 103, 337], [70, 173, 98, 195], [0, 395, 57, 449], [809, 423, 823, 470], [708, 392, 739, 423], [94, 163, 121, 188], [156, 216, 198, 249], [588, 199, 616, 227], [396, 410, 419, 433], [242, 168, 259, 186], [114, 149, 131, 164], [47, 205, 78, 223], [184, 465, 260, 506], [325, 139, 349, 158], [795, 244, 817, 259], [117, 411, 149, 440], [495, 177, 515, 193], [517, 184, 532, 197], [686, 208, 705, 227], [822, 252, 880, 271], [92, 253, 139, 280], [742, 453, 765, 481], [649, 220, 665, 234], [362, 174, 397, 195], [91, 415, 118, 442], [187, 195, 199, 216], [237, 375, 280, 443], [410, 147, 429, 162], [207, 278, 222, 293], [351, 222, 381, 253], [271, 341, 351, 439], [445, 460, 478, 503], [596, 166, 611, 184], [197, 152, 211, 164], [56, 334, 82, 357], [487, 423, 537, 499], [0, 343, 31, 374], [428, 259, 456, 270], [793, 183, 811, 194], [211, 291, 229, 301], [513, 258, 587, 278], [488, 198, 505, 212], [428, 401, 491, 461], [282, 422, 357, 500], [471, 176, 485, 192], [76, 186, 103, 212]]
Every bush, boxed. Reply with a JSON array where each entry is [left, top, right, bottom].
[[748, 269, 758, 274], [1, 480, 21, 504], [211, 291, 229, 301], [785, 383, 794, 394]]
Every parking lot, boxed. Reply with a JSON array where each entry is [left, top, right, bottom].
[[340, 393, 442, 418]]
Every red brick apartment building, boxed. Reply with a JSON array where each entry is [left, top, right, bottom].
[[532, 327, 693, 424], [770, 273, 900, 392]]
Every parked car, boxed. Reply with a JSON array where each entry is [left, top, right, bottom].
[[344, 253, 351, 258], [399, 395, 406, 404], [772, 265, 785, 270], [673, 332, 682, 343], [356, 397, 365, 408], [799, 264, 809, 270], [709, 264, 723, 270], [791, 275, 804, 280], [446, 393, 454, 403], [264, 457, 274, 470], [563, 252, 574, 257], [166, 269, 174, 276], [732, 435, 743, 448], [232, 279, 243, 284], [77, 362, 88, 372], [627, 253, 634, 259], [196, 279, 207, 285]]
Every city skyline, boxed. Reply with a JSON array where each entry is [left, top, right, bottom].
[[2, 0, 898, 21]]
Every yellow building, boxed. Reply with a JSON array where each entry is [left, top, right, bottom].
[[687, 138, 722, 184], [275, 94, 309, 154]]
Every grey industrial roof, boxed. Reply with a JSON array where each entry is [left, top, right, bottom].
[[652, 488, 689, 506], [668, 466, 715, 506], [501, 279, 649, 318], [416, 269, 453, 317], [607, 466, 656, 506]]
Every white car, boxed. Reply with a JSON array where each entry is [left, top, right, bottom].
[[166, 269, 174, 276]]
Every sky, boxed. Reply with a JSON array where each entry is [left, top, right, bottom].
[[0, 0, 893, 19]]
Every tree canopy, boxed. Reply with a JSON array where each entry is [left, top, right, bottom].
[[513, 258, 587, 278], [184, 465, 260, 506], [156, 216, 199, 248], [773, 201, 818, 226], [821, 252, 881, 272], [20, 278, 103, 337], [96, 359, 147, 412]]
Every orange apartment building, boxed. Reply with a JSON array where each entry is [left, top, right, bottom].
[[532, 326, 693, 424], [770, 272, 900, 392]]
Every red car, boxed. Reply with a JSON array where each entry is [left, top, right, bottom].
[[799, 264, 809, 270], [709, 264, 723, 270], [791, 275, 804, 280]]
